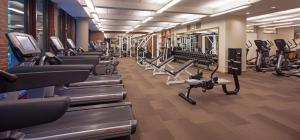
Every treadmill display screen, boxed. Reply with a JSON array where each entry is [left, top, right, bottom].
[[52, 38, 64, 50], [16, 35, 35, 51], [67, 39, 75, 49]]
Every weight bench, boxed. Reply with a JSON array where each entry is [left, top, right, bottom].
[[143, 56, 163, 70], [152, 56, 175, 75], [165, 60, 195, 85]]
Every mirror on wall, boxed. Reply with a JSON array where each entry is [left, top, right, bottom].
[[175, 28, 219, 55]]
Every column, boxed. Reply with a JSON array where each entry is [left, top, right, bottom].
[[75, 17, 89, 51]]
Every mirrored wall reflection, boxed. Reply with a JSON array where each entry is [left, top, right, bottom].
[[8, 0, 26, 68], [36, 0, 45, 52], [8, 0, 25, 33], [175, 28, 219, 55]]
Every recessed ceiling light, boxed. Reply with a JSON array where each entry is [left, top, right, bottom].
[[247, 8, 300, 21], [156, 0, 181, 14], [142, 17, 153, 23], [85, 0, 94, 9], [210, 5, 250, 17], [134, 25, 140, 28], [181, 18, 200, 25], [92, 13, 99, 22], [259, 22, 294, 28]]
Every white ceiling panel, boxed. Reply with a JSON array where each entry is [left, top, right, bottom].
[[52, 0, 300, 33]]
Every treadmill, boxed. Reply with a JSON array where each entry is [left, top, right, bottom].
[[69, 38, 114, 61], [52, 37, 118, 74], [51, 36, 119, 75], [0, 69, 137, 140], [7, 32, 121, 87], [6, 32, 126, 106]]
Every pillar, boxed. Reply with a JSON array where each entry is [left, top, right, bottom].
[[224, 16, 247, 72], [75, 17, 89, 51]]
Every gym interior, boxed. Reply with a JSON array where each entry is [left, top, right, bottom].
[[0, 0, 300, 139]]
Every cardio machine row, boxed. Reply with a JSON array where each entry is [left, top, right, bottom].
[[246, 39, 300, 77], [0, 32, 137, 140]]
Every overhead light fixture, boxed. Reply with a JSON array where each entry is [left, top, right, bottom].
[[92, 13, 99, 22], [156, 0, 181, 14], [8, 8, 24, 14], [98, 23, 102, 27], [274, 17, 300, 23], [182, 18, 200, 25], [271, 6, 277, 9], [92, 19, 97, 23], [142, 17, 153, 23], [247, 22, 272, 27], [247, 8, 300, 21], [246, 12, 250, 15], [210, 5, 250, 17], [102, 30, 104, 33], [275, 24, 300, 29], [259, 22, 294, 28], [165, 25, 176, 29], [85, 0, 95, 9], [256, 15, 296, 22], [134, 25, 140, 28]]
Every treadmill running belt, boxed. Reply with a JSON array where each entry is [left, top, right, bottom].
[[55, 86, 126, 105], [20, 105, 136, 139]]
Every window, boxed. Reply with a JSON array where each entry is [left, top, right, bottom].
[[8, 0, 26, 32], [36, 0, 47, 53], [8, 0, 26, 68]]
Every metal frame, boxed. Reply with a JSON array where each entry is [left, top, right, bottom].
[[166, 64, 193, 85]]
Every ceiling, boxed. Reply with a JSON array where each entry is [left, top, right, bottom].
[[52, 0, 300, 33]]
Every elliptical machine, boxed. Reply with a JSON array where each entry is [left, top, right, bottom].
[[254, 40, 275, 72], [273, 39, 299, 76]]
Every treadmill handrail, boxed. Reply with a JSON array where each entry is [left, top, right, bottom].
[[7, 65, 94, 74], [0, 70, 90, 93], [0, 97, 70, 132]]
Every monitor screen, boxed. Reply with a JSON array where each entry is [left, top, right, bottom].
[[67, 39, 75, 49], [52, 38, 64, 50], [16, 35, 35, 51]]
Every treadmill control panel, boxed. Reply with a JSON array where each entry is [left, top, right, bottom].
[[16, 35, 35, 51], [51, 37, 65, 50], [67, 38, 76, 49]]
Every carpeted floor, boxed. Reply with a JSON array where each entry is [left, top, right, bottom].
[[118, 58, 300, 140]]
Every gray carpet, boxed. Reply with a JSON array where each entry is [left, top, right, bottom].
[[118, 58, 300, 140]]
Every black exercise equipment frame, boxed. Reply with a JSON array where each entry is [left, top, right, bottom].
[[179, 59, 240, 105]]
